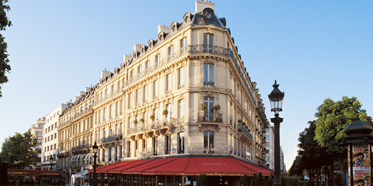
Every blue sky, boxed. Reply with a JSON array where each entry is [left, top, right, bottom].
[[0, 0, 372, 170]]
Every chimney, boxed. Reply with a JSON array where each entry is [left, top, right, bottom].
[[101, 69, 110, 79], [123, 54, 132, 63], [85, 87, 90, 92], [195, 0, 215, 13], [157, 24, 169, 34], [75, 96, 79, 102], [79, 91, 85, 96], [133, 44, 141, 53]]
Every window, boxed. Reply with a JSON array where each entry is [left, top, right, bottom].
[[136, 89, 140, 105], [130, 70, 133, 79], [266, 143, 269, 147], [144, 85, 148, 102], [168, 46, 174, 60], [37, 132, 42, 136], [204, 97, 214, 121], [45, 138, 47, 143], [145, 61, 149, 70], [154, 108, 158, 121], [203, 34, 214, 52], [181, 38, 187, 53], [155, 54, 160, 67], [265, 128, 269, 133], [51, 135, 53, 140], [54, 144, 56, 150], [204, 131, 214, 149], [178, 132, 185, 153], [45, 129, 47, 134], [37, 139, 42, 145], [165, 135, 171, 154], [138, 65, 142, 75], [166, 74, 172, 92], [48, 136, 50, 142], [51, 125, 53, 130], [203, 64, 214, 85], [47, 146, 49, 151], [179, 99, 185, 117], [154, 80, 159, 97], [178, 67, 185, 88], [166, 104, 171, 122], [142, 139, 146, 150], [39, 124, 43, 128], [152, 137, 158, 155]]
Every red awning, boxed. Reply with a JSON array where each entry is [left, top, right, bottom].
[[122, 158, 178, 175], [96, 161, 130, 173], [89, 157, 273, 177], [109, 159, 153, 174], [8, 169, 62, 176]]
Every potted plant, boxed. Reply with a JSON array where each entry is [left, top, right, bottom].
[[139, 118, 145, 124], [200, 103, 207, 112], [213, 104, 221, 112], [150, 115, 155, 121], [200, 103, 207, 121], [162, 109, 169, 117], [133, 119, 138, 126]]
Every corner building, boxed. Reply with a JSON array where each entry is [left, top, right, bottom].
[[58, 1, 271, 185]]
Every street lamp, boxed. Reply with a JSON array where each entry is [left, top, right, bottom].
[[92, 142, 98, 186], [268, 80, 284, 186], [50, 155, 54, 170]]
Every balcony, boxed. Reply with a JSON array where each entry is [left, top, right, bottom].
[[72, 144, 89, 154], [94, 89, 122, 106], [58, 105, 93, 129], [189, 45, 230, 56], [101, 134, 123, 144], [197, 112, 222, 122], [239, 124, 253, 140], [127, 118, 184, 140], [203, 81, 214, 86]]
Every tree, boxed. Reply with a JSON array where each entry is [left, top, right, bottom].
[[0, 131, 38, 169], [315, 96, 371, 157], [314, 96, 372, 186], [0, 0, 11, 98]]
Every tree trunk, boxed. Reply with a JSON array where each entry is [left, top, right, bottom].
[[340, 159, 345, 186], [331, 163, 335, 186]]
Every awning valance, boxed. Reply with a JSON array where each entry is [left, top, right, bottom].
[[88, 157, 273, 177]]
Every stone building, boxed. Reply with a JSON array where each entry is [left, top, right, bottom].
[[41, 104, 67, 170], [29, 117, 45, 170], [265, 124, 274, 170], [57, 0, 270, 184]]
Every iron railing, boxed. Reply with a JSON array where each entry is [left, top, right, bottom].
[[197, 112, 222, 122], [101, 134, 123, 143]]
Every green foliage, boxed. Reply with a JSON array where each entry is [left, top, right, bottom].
[[0, 131, 38, 168], [289, 155, 303, 176], [0, 0, 11, 98], [200, 103, 207, 111], [162, 109, 168, 116], [267, 175, 273, 186], [250, 174, 257, 186], [257, 172, 264, 186], [196, 174, 208, 186], [240, 175, 249, 186], [314, 96, 371, 159]]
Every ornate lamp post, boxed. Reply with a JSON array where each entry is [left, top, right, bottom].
[[50, 155, 54, 170], [92, 142, 98, 186], [268, 80, 284, 186]]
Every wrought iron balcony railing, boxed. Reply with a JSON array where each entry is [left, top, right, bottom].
[[101, 134, 123, 143], [197, 112, 222, 122], [72, 144, 89, 152], [240, 124, 253, 140]]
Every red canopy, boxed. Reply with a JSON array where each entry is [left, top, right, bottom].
[[89, 157, 273, 177]]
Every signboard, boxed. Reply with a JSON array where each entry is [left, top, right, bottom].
[[349, 144, 371, 186]]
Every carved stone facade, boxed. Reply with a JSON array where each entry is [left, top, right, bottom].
[[56, 0, 269, 181]]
